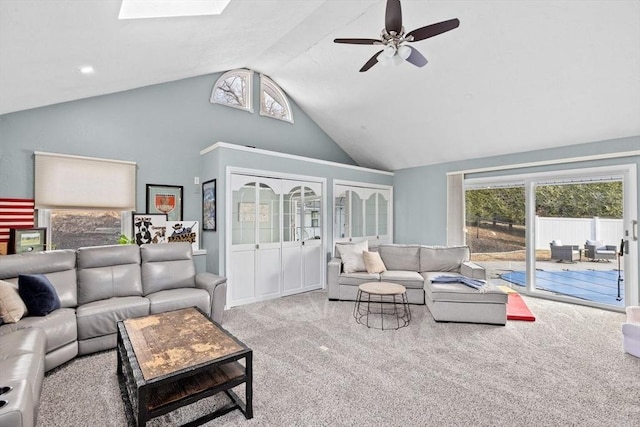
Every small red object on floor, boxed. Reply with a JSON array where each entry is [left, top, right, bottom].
[[507, 293, 536, 321]]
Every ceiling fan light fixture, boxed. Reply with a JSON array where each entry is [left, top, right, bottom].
[[398, 45, 411, 60], [383, 45, 397, 58]]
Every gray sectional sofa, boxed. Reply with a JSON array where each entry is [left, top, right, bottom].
[[328, 243, 507, 325], [0, 242, 227, 427]]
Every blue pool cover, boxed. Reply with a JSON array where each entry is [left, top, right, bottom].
[[500, 270, 624, 307]]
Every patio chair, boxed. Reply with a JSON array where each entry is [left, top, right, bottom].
[[584, 240, 617, 262], [622, 306, 640, 358], [549, 240, 580, 263]]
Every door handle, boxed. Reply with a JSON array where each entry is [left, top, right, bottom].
[[633, 220, 638, 241], [255, 244, 259, 249]]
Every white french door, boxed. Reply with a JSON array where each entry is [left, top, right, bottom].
[[281, 180, 323, 295], [229, 172, 325, 307], [230, 175, 282, 306]]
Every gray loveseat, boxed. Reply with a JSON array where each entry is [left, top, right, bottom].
[[0, 242, 227, 427], [328, 243, 507, 325]]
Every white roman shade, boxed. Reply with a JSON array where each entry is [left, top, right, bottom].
[[34, 152, 136, 210], [446, 173, 465, 246]]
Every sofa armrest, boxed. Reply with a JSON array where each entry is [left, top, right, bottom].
[[327, 257, 342, 300], [461, 261, 486, 280], [195, 272, 227, 324]]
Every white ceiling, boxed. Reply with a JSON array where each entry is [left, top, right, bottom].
[[1, 0, 639, 171]]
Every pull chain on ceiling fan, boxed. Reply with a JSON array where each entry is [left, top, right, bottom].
[[334, 0, 460, 72]]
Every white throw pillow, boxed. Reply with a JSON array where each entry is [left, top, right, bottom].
[[339, 241, 368, 273], [363, 250, 387, 274], [551, 240, 562, 246]]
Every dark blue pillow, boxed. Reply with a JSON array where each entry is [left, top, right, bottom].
[[18, 274, 61, 316]]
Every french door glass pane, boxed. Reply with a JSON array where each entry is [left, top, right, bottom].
[[232, 182, 256, 245], [351, 192, 364, 238], [259, 183, 280, 244], [365, 194, 376, 236], [378, 193, 388, 236]]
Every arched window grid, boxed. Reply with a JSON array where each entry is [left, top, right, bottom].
[[259, 74, 294, 124], [210, 69, 254, 113]]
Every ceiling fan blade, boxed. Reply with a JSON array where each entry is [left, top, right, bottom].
[[359, 50, 383, 72], [405, 46, 428, 67], [334, 38, 381, 45], [385, 0, 402, 34], [406, 18, 460, 42]]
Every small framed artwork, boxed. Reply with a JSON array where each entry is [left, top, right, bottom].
[[146, 184, 183, 221], [132, 213, 167, 245], [167, 221, 199, 251], [8, 227, 47, 254], [202, 179, 216, 231]]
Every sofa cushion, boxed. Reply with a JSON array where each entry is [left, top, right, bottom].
[[18, 274, 61, 316], [423, 272, 507, 304], [338, 272, 380, 286], [378, 245, 420, 271], [363, 251, 386, 273], [380, 271, 425, 289], [10, 308, 77, 353], [0, 280, 27, 323], [76, 296, 150, 340], [335, 241, 368, 273], [146, 288, 210, 315], [77, 245, 143, 305], [0, 250, 78, 308], [141, 243, 196, 294], [420, 246, 470, 273]]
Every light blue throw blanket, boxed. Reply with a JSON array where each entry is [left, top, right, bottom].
[[431, 275, 486, 290]]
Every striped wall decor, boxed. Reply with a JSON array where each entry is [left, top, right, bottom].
[[0, 198, 35, 255]]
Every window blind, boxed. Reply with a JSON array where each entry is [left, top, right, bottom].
[[34, 152, 136, 210]]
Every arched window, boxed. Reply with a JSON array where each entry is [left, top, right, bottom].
[[210, 69, 253, 112], [260, 75, 293, 123]]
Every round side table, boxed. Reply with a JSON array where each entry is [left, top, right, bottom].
[[353, 282, 411, 330]]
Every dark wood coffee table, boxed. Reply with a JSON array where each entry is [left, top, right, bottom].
[[116, 307, 253, 426]]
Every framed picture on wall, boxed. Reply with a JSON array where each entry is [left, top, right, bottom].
[[132, 213, 167, 245], [202, 179, 216, 231], [167, 221, 199, 251], [146, 184, 183, 221], [8, 227, 47, 254]]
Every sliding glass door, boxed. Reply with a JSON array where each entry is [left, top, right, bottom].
[[464, 164, 638, 310]]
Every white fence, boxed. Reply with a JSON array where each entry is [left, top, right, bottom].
[[535, 216, 623, 249]]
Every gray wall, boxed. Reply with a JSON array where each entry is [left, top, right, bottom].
[[0, 71, 355, 225]]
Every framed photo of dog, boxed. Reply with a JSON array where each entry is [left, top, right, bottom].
[[132, 213, 167, 245], [202, 179, 216, 231], [146, 184, 183, 221]]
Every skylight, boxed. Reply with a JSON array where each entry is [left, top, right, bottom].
[[119, 0, 231, 20]]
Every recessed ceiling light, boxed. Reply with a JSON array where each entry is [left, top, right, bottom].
[[118, 0, 231, 20], [79, 66, 95, 75]]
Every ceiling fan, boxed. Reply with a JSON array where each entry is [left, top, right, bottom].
[[334, 0, 460, 72]]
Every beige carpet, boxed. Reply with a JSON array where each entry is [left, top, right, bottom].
[[38, 290, 640, 426]]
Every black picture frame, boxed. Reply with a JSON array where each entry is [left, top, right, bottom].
[[8, 227, 47, 254], [145, 184, 183, 222], [202, 179, 216, 231]]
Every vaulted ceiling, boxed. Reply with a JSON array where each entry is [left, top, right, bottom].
[[1, 0, 638, 171]]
